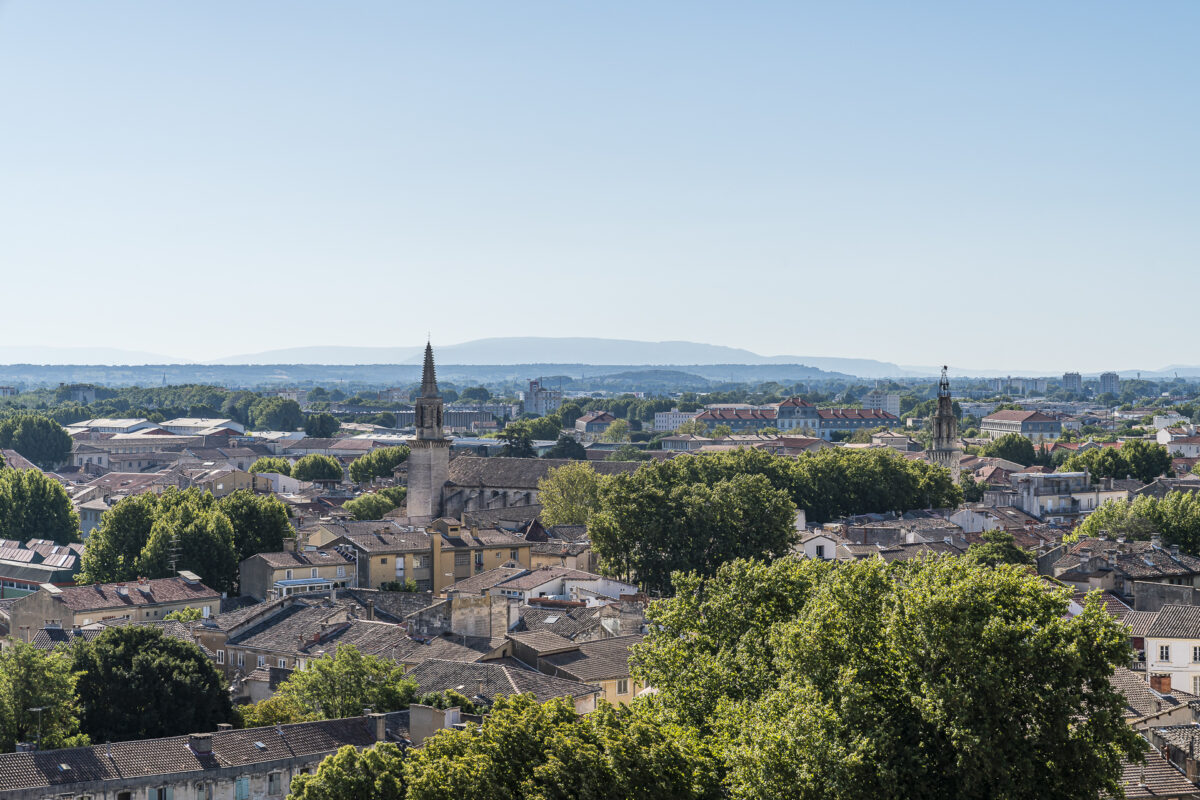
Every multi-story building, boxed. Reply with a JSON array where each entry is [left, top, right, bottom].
[[862, 391, 901, 417], [980, 410, 1062, 442], [9, 572, 219, 640], [0, 386, 17, 397], [523, 378, 563, 417], [1003, 471, 1132, 524], [239, 549, 356, 600], [1062, 372, 1083, 394], [575, 410, 615, 436], [652, 408, 700, 432], [1100, 371, 1121, 396]]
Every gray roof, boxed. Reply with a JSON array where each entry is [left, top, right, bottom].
[[0, 713, 409, 792], [1146, 604, 1200, 639], [1124, 611, 1158, 638], [446, 457, 641, 490], [495, 566, 599, 591], [1119, 742, 1199, 799], [407, 658, 600, 703], [514, 605, 602, 640], [1109, 666, 1195, 718], [506, 630, 577, 655], [538, 635, 642, 682], [444, 567, 528, 596]]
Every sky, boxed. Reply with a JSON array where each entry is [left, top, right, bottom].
[[0, 1, 1197, 371]]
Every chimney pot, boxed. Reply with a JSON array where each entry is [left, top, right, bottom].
[[188, 733, 213, 754], [1151, 673, 1173, 694]]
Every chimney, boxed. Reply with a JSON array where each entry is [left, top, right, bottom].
[[1152, 534, 1164, 549], [188, 733, 213, 754], [330, 586, 337, 603], [1151, 673, 1173, 694], [364, 600, 375, 622], [216, 723, 233, 731], [1172, 544, 1181, 558], [367, 712, 387, 742]]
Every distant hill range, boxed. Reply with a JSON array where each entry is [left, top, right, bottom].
[[0, 338, 1189, 381]]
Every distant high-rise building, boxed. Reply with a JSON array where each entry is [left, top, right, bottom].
[[1099, 372, 1120, 397], [522, 378, 562, 417], [863, 391, 901, 417], [1062, 372, 1083, 394], [927, 367, 961, 479]]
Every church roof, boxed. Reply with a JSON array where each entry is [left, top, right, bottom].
[[421, 341, 438, 398], [446, 458, 642, 491]]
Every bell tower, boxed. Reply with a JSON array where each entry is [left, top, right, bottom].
[[406, 341, 450, 518], [929, 366, 961, 479]]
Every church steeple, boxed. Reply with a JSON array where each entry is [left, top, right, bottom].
[[421, 340, 438, 398], [929, 365, 961, 479]]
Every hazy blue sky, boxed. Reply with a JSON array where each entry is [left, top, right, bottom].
[[1, 2, 1196, 370]]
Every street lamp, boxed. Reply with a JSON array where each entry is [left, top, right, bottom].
[[27, 706, 46, 751]]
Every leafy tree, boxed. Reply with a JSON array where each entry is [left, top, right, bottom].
[[72, 626, 232, 741], [414, 689, 481, 714], [634, 556, 1143, 800], [498, 426, 536, 458], [0, 414, 72, 468], [292, 454, 344, 482], [606, 444, 654, 461], [217, 490, 293, 565], [249, 397, 304, 431], [274, 646, 416, 721], [981, 433, 1036, 466], [344, 493, 397, 521], [288, 742, 408, 800], [600, 418, 631, 443], [709, 423, 733, 439], [1069, 492, 1200, 552], [76, 488, 238, 591], [675, 419, 709, 437], [459, 386, 491, 402], [349, 446, 410, 484], [523, 414, 563, 440], [240, 692, 316, 728], [402, 696, 718, 800], [0, 642, 88, 753], [249, 456, 292, 476], [591, 470, 796, 593], [541, 433, 587, 460], [1061, 440, 1171, 483], [537, 462, 603, 526], [164, 606, 204, 622], [305, 412, 341, 438], [557, 401, 583, 429], [958, 472, 987, 503], [964, 530, 1034, 567], [0, 468, 81, 543]]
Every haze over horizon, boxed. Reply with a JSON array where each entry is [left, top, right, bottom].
[[2, 2, 1197, 372]]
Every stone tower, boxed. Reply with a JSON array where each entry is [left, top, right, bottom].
[[928, 365, 961, 479], [406, 341, 450, 518]]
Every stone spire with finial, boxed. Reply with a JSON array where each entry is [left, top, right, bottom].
[[421, 340, 438, 398]]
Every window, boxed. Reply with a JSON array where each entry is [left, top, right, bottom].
[[153, 787, 173, 800], [202, 606, 210, 618], [237, 652, 244, 667], [311, 568, 318, 578], [267, 772, 282, 796], [285, 569, 293, 580], [617, 678, 629, 695], [380, 557, 388, 565], [337, 565, 346, 577], [1160, 645, 1171, 662], [1193, 646, 1200, 663], [510, 549, 519, 561], [815, 545, 825, 559], [117, 794, 132, 800], [257, 655, 266, 668], [278, 658, 286, 668], [216, 650, 224, 664], [195, 784, 210, 800], [235, 777, 250, 800]]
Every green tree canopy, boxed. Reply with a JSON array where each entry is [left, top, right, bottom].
[[600, 418, 631, 443], [591, 469, 796, 593], [0, 468, 81, 543], [349, 446, 410, 484], [217, 490, 293, 565], [344, 493, 398, 521], [305, 412, 341, 438], [292, 454, 344, 482], [401, 696, 717, 800], [288, 742, 408, 800], [459, 386, 491, 402], [557, 401, 583, 429], [981, 433, 1037, 466], [964, 529, 1034, 567], [72, 626, 232, 742], [0, 414, 72, 469], [1061, 439, 1171, 483], [537, 461, 603, 526], [1069, 491, 1200, 551], [498, 425, 536, 458], [249, 397, 304, 431], [0, 642, 88, 753], [634, 556, 1142, 800], [249, 456, 292, 476], [540, 432, 587, 460], [274, 646, 416, 721], [75, 488, 237, 592]]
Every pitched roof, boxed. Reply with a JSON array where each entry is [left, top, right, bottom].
[[513, 605, 602, 640], [982, 410, 1058, 423], [1119, 742, 1200, 798], [495, 566, 599, 591], [444, 566, 528, 596], [0, 713, 410, 792], [1147, 604, 1200, 639], [1123, 611, 1158, 638], [506, 630, 578, 655], [694, 408, 778, 422], [538, 634, 642, 681], [50, 576, 219, 612], [246, 550, 352, 569], [816, 408, 899, 421], [446, 457, 641, 490], [1109, 666, 1195, 719], [407, 658, 600, 703]]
